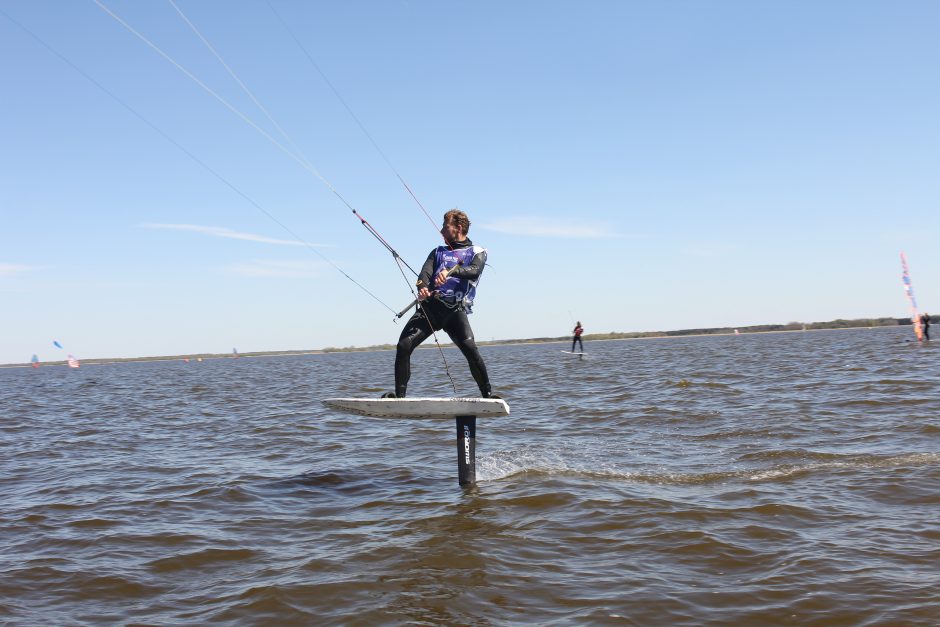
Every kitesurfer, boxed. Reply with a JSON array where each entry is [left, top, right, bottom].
[[385, 209, 496, 398], [572, 321, 584, 353], [921, 313, 931, 341]]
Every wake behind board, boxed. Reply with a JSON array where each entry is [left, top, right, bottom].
[[323, 397, 509, 419], [561, 350, 588, 359]]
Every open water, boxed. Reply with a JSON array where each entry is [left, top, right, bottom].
[[2, 326, 939, 625]]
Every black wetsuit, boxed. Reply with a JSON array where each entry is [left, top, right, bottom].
[[922, 314, 931, 341], [394, 239, 492, 398], [572, 325, 583, 352]]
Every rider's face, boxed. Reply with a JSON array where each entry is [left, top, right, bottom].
[[441, 218, 463, 244]]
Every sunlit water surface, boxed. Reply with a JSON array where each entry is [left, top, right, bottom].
[[2, 327, 939, 625]]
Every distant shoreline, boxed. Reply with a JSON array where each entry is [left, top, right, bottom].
[[1, 317, 915, 369]]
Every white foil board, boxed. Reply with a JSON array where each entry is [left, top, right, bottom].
[[322, 397, 510, 419]]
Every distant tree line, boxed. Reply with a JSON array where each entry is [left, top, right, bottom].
[[2, 317, 915, 367], [476, 317, 910, 345]]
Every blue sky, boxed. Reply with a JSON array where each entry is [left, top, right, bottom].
[[2, 1, 938, 364]]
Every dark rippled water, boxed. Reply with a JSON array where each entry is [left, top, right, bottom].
[[2, 327, 939, 625]]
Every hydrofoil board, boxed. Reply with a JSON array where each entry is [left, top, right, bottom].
[[323, 397, 509, 419]]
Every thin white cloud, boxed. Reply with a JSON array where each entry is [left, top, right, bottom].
[[141, 223, 329, 247], [479, 216, 618, 239], [0, 263, 33, 277], [681, 243, 734, 258], [226, 259, 327, 278]]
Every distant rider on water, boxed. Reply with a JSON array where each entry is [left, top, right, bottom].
[[572, 321, 584, 353]]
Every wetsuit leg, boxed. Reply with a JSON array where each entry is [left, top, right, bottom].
[[394, 309, 434, 397], [443, 309, 492, 397], [572, 336, 577, 352]]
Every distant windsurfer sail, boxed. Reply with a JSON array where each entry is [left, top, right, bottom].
[[67, 354, 80, 368], [900, 252, 923, 342], [31, 354, 40, 368]]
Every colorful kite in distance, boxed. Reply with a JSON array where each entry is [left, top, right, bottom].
[[901, 252, 924, 342]]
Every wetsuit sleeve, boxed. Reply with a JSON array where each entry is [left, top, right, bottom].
[[449, 250, 486, 280], [416, 250, 436, 288]]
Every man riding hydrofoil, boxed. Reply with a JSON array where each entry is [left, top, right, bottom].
[[386, 209, 496, 399]]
